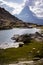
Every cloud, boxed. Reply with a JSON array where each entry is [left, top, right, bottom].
[[4, 0, 24, 4], [26, 0, 43, 18], [0, 0, 43, 18], [0, 0, 26, 14]]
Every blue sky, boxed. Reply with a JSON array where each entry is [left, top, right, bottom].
[[0, 0, 43, 18]]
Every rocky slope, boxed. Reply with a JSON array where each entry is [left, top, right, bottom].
[[0, 7, 30, 29]]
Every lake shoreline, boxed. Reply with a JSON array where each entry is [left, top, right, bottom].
[[0, 28, 40, 49]]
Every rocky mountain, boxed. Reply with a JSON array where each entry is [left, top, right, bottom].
[[17, 6, 43, 25], [0, 7, 28, 29]]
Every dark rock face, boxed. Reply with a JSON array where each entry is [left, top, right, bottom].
[[16, 34, 32, 44], [11, 34, 32, 45], [11, 32, 43, 44]]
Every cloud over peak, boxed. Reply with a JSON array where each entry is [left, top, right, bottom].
[[0, 0, 43, 18]]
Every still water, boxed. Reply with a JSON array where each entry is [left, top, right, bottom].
[[0, 28, 40, 48]]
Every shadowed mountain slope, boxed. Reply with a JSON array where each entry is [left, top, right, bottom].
[[0, 7, 27, 29]]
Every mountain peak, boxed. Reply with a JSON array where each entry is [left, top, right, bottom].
[[17, 5, 43, 25], [19, 6, 30, 15]]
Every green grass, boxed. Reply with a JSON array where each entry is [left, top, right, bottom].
[[0, 41, 43, 63]]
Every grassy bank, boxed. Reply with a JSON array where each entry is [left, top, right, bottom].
[[0, 41, 43, 64]]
